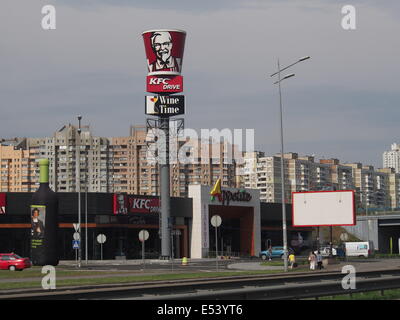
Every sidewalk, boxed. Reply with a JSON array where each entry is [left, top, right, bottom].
[[59, 257, 231, 266], [227, 258, 400, 272]]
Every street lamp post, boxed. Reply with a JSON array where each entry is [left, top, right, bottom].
[[270, 56, 310, 272], [85, 171, 110, 263]]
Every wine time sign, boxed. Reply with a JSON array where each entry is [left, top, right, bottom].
[[145, 95, 185, 116]]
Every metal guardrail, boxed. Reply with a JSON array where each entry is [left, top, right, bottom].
[[206, 251, 241, 258], [136, 275, 400, 300], [3, 268, 400, 300]]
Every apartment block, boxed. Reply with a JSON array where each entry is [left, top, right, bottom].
[[376, 168, 400, 208], [110, 125, 149, 194], [109, 125, 239, 197], [343, 163, 390, 209], [319, 159, 354, 190], [236, 151, 265, 189], [237, 152, 356, 204], [383, 143, 400, 173], [0, 139, 38, 192], [27, 124, 111, 192]]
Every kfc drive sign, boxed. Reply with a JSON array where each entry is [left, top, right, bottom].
[[146, 75, 183, 93], [142, 29, 186, 76]]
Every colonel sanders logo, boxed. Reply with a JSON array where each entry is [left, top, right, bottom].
[[143, 29, 186, 76]]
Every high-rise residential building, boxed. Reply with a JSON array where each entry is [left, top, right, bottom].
[[344, 163, 390, 209], [5, 123, 400, 211], [109, 125, 239, 197], [0, 138, 38, 192], [0, 124, 239, 198], [319, 159, 354, 190], [110, 125, 149, 194], [236, 151, 265, 189], [383, 143, 400, 173], [237, 152, 356, 204], [28, 124, 111, 192], [255, 155, 284, 203], [236, 150, 400, 210], [170, 138, 239, 197], [376, 168, 400, 209]]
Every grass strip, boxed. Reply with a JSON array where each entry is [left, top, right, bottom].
[[0, 269, 289, 290], [0, 267, 122, 279]]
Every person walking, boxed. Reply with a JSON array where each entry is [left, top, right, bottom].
[[308, 251, 316, 270], [267, 246, 272, 261], [288, 252, 296, 269], [316, 250, 323, 270]]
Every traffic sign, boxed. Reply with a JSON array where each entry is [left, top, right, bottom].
[[211, 215, 222, 227], [97, 234, 106, 244], [139, 229, 149, 242], [73, 223, 80, 232], [72, 240, 80, 250], [73, 232, 80, 241]]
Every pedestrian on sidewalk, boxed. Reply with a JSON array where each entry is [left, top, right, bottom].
[[288, 252, 296, 269], [308, 251, 316, 270], [267, 246, 272, 261], [316, 250, 323, 270]]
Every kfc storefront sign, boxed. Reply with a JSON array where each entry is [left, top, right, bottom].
[[131, 198, 159, 213], [142, 29, 186, 76], [0, 193, 6, 214], [113, 194, 160, 214], [146, 75, 183, 93]]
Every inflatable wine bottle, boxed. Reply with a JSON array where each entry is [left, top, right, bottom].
[[30, 159, 59, 266]]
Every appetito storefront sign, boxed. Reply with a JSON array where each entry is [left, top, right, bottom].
[[146, 75, 183, 93], [212, 190, 252, 206], [210, 179, 252, 206], [113, 194, 160, 214]]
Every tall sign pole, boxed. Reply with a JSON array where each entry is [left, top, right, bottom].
[[77, 115, 82, 268], [142, 29, 186, 260], [160, 115, 171, 258]]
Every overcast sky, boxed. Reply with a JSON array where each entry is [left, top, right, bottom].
[[1, 0, 399, 168]]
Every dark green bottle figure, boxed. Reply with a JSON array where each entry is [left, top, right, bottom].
[[31, 159, 59, 266]]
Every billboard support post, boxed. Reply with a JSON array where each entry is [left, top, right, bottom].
[[330, 226, 333, 258], [160, 116, 171, 259]]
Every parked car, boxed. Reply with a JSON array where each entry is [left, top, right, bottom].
[[314, 246, 337, 257], [0, 253, 31, 271], [259, 246, 294, 260]]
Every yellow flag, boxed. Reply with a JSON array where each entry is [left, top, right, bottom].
[[210, 178, 222, 200]]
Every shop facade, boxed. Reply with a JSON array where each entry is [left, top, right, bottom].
[[0, 188, 313, 260], [188, 185, 261, 258]]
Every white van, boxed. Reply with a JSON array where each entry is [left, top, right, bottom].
[[345, 242, 372, 258]]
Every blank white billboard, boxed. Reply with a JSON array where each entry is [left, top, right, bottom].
[[292, 191, 355, 227]]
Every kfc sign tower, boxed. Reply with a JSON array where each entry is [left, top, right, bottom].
[[143, 29, 186, 76], [143, 30, 185, 96], [142, 29, 186, 259]]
